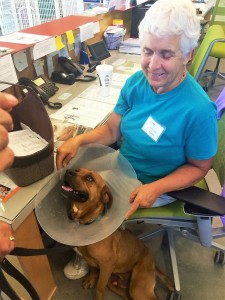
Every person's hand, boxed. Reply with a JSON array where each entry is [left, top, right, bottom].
[[0, 221, 15, 261], [56, 137, 81, 170], [0, 93, 18, 172], [125, 183, 161, 219]]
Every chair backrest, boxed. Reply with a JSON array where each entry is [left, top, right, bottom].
[[210, 0, 225, 28], [213, 112, 225, 187], [189, 24, 225, 81]]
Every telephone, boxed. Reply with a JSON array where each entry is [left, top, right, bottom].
[[18, 75, 62, 109], [19, 75, 59, 103], [58, 56, 85, 77], [58, 56, 96, 82]]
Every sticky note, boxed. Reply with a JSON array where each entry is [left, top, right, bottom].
[[55, 35, 65, 50], [66, 30, 75, 44]]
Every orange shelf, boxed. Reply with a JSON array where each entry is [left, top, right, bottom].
[[0, 15, 101, 54]]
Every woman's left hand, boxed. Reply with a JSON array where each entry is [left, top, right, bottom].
[[125, 183, 161, 219], [0, 221, 15, 261]]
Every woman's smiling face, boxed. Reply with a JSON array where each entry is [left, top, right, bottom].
[[140, 33, 192, 94]]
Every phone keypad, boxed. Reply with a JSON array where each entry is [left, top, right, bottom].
[[42, 82, 59, 97]]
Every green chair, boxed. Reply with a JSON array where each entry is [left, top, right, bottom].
[[210, 0, 225, 27], [189, 24, 225, 90], [125, 112, 225, 300], [208, 0, 225, 85]]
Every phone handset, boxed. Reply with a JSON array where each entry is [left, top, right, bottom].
[[58, 56, 84, 76], [19, 77, 49, 104], [58, 56, 96, 82]]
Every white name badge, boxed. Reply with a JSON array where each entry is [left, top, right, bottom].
[[142, 116, 165, 142]]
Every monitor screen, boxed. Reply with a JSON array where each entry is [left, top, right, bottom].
[[87, 40, 111, 61]]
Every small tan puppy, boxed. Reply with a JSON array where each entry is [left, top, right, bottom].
[[62, 168, 174, 300]]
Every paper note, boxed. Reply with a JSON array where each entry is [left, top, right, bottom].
[[93, 22, 100, 34], [66, 30, 75, 44], [0, 32, 51, 44], [79, 23, 94, 42], [0, 54, 18, 91], [32, 37, 56, 60], [78, 85, 121, 105], [55, 35, 65, 50], [50, 97, 114, 129], [13, 51, 28, 72], [8, 129, 48, 157]]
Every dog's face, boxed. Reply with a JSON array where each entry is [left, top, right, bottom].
[[62, 168, 113, 225]]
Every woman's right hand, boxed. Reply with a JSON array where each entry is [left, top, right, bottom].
[[56, 136, 81, 170], [56, 113, 122, 170]]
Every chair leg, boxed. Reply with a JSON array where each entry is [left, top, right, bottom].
[[218, 73, 225, 81], [167, 230, 181, 293], [138, 226, 166, 240], [211, 57, 220, 86], [138, 227, 182, 293], [201, 57, 223, 90]]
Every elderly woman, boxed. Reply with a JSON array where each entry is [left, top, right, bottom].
[[56, 0, 217, 280]]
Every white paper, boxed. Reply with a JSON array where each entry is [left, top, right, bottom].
[[32, 37, 56, 60], [93, 22, 100, 34], [79, 23, 94, 42], [58, 93, 72, 101], [13, 51, 28, 72], [111, 72, 130, 87], [8, 129, 48, 157], [0, 54, 18, 91], [0, 32, 51, 45], [50, 97, 114, 129], [59, 34, 69, 57], [78, 85, 121, 105], [46, 51, 59, 78], [33, 59, 44, 76]]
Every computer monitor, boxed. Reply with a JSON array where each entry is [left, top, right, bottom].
[[87, 40, 111, 61]]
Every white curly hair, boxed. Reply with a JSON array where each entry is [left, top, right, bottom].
[[139, 0, 200, 57]]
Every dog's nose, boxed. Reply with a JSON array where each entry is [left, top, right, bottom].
[[66, 170, 76, 177], [73, 191, 88, 202]]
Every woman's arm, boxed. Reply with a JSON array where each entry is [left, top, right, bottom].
[[125, 157, 213, 218], [56, 112, 122, 169]]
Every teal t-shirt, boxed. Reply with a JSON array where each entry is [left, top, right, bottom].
[[114, 71, 218, 184]]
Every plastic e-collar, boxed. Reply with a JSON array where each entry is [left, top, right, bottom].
[[35, 144, 140, 246]]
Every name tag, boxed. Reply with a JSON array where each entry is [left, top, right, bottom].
[[142, 116, 165, 142]]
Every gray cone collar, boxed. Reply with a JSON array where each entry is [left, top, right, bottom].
[[35, 144, 140, 246]]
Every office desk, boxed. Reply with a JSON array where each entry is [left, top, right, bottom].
[[1, 52, 140, 299]]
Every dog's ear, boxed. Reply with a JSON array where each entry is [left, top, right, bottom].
[[100, 185, 113, 207]]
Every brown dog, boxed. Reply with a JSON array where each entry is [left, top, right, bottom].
[[62, 168, 174, 300]]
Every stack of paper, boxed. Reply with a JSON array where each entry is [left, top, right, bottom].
[[119, 38, 141, 55], [50, 85, 121, 129], [50, 97, 113, 129]]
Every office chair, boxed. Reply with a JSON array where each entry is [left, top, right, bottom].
[[125, 112, 225, 299], [189, 24, 225, 91], [206, 0, 225, 87]]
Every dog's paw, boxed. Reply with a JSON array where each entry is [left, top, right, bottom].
[[82, 274, 96, 289]]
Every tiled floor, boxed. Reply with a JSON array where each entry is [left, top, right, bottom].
[[49, 56, 225, 300]]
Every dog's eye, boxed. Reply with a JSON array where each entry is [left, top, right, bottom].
[[85, 174, 94, 182]]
